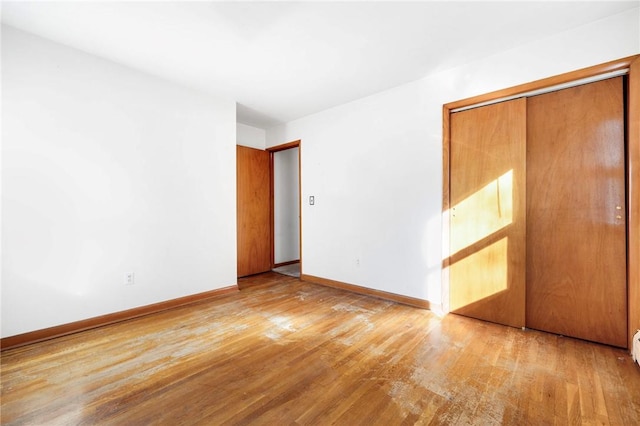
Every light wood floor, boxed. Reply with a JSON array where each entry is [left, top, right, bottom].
[[2, 273, 639, 425]]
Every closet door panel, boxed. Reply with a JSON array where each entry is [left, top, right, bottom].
[[449, 98, 527, 328], [526, 77, 627, 347]]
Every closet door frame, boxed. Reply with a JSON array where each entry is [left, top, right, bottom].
[[442, 55, 640, 350]]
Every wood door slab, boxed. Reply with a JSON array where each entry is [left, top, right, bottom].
[[449, 98, 527, 328], [237, 146, 271, 277], [526, 77, 627, 348]]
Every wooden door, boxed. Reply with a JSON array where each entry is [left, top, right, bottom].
[[449, 98, 527, 328], [526, 77, 627, 347], [237, 145, 271, 277]]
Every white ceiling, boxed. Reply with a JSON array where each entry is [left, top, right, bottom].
[[2, 1, 638, 128]]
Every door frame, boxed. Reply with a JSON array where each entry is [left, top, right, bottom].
[[267, 140, 302, 273], [442, 55, 640, 349]]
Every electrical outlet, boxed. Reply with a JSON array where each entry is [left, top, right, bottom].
[[125, 272, 134, 285], [309, 195, 315, 205]]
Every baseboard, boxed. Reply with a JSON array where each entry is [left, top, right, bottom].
[[301, 274, 434, 310], [273, 259, 300, 268], [1, 285, 239, 351]]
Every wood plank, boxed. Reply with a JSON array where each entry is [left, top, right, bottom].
[[449, 98, 527, 328], [526, 77, 627, 348], [2, 272, 638, 424], [237, 145, 272, 277]]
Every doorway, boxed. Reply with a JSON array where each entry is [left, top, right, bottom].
[[268, 141, 301, 278], [236, 141, 302, 278]]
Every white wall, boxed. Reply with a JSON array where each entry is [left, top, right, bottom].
[[266, 8, 640, 306], [236, 123, 266, 150], [1, 26, 237, 338], [274, 147, 300, 264]]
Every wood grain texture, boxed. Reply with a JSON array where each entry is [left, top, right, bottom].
[[0, 286, 238, 351], [526, 77, 627, 348], [237, 145, 272, 277], [628, 57, 640, 349], [2, 273, 638, 425], [443, 55, 640, 352], [449, 98, 527, 328]]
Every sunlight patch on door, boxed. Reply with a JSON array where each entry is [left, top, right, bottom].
[[450, 170, 513, 256], [449, 237, 509, 311]]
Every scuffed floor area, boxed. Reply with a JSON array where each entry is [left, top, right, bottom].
[[2, 273, 639, 425]]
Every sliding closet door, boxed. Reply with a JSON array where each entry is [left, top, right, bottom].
[[526, 77, 627, 347], [449, 98, 527, 328]]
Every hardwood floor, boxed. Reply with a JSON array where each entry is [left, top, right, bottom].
[[2, 272, 639, 425]]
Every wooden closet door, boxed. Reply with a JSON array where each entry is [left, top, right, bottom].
[[237, 145, 271, 277], [449, 98, 527, 328], [526, 77, 627, 347]]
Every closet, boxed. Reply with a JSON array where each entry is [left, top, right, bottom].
[[447, 74, 628, 348]]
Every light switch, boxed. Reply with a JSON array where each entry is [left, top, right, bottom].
[[309, 196, 315, 205]]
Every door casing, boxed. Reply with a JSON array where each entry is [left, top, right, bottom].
[[267, 140, 302, 272]]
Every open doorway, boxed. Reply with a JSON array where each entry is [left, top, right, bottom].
[[268, 140, 301, 278]]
